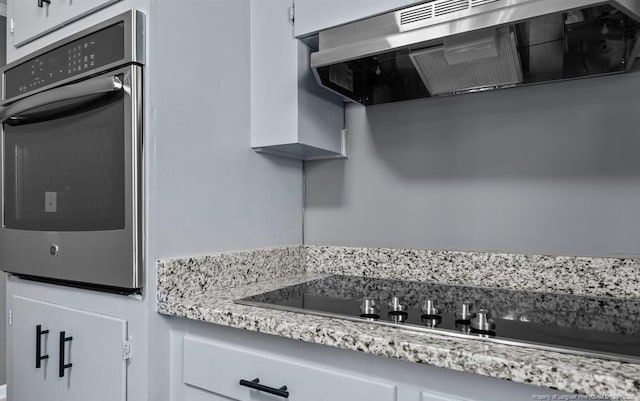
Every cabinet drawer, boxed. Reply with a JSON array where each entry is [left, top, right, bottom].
[[183, 336, 397, 401], [422, 391, 473, 401]]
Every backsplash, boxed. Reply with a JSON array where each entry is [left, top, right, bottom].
[[305, 246, 640, 299], [158, 245, 640, 301], [157, 246, 304, 304]]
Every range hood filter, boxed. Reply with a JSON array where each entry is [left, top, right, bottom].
[[409, 28, 524, 95]]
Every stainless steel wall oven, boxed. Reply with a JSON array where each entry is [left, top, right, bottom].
[[0, 12, 144, 293]]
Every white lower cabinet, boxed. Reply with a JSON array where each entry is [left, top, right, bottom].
[[12, 296, 60, 401], [421, 390, 473, 401], [183, 336, 398, 401], [10, 295, 128, 401], [185, 386, 233, 401]]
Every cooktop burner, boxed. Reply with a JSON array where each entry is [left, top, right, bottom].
[[236, 275, 640, 363]]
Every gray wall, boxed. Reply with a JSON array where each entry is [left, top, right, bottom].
[[147, 0, 302, 261], [0, 15, 6, 386], [304, 72, 640, 257], [147, 1, 303, 399]]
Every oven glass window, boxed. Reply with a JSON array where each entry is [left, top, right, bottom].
[[3, 93, 126, 231]]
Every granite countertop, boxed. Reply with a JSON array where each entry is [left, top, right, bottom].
[[157, 246, 640, 399]]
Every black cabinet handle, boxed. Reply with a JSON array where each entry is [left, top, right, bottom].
[[239, 378, 289, 398], [59, 331, 73, 378], [35, 325, 49, 369], [37, 0, 51, 7]]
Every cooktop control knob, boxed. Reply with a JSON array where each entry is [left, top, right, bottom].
[[388, 296, 407, 313], [360, 298, 379, 316], [421, 299, 439, 317], [470, 309, 496, 332], [456, 302, 474, 321]]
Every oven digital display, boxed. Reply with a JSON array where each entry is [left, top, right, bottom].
[[4, 22, 126, 99]]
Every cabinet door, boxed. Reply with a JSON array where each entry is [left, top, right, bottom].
[[11, 0, 57, 47], [57, 307, 128, 401], [11, 0, 122, 47], [11, 296, 60, 401], [294, 0, 423, 37], [52, 0, 122, 33]]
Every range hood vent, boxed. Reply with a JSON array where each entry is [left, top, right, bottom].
[[400, 0, 502, 24], [311, 0, 640, 105], [400, 5, 433, 25]]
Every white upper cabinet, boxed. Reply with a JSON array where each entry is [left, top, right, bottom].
[[294, 0, 424, 37], [9, 0, 122, 48], [250, 0, 345, 160]]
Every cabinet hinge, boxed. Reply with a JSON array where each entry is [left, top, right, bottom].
[[122, 339, 133, 361], [10, 17, 14, 34], [8, 309, 12, 326], [288, 5, 295, 24]]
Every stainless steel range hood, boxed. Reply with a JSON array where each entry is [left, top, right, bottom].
[[310, 0, 640, 105]]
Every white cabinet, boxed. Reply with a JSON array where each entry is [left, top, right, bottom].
[[9, 0, 122, 47], [57, 307, 128, 401], [9, 295, 128, 401], [250, 0, 345, 160], [172, 322, 575, 401], [421, 390, 474, 401], [12, 297, 60, 401], [10, 0, 56, 47], [294, 0, 425, 37], [183, 336, 398, 401]]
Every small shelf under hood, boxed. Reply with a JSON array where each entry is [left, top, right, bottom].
[[310, 0, 640, 105]]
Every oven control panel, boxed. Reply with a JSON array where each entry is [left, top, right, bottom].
[[4, 22, 126, 99]]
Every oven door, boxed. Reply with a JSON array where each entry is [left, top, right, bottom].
[[0, 64, 142, 292]]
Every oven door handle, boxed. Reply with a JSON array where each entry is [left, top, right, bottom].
[[0, 75, 124, 123]]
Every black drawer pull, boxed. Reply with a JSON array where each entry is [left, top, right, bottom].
[[35, 325, 49, 369], [239, 378, 289, 398], [59, 331, 73, 378], [37, 0, 50, 7]]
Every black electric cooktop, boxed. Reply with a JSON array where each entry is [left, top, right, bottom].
[[236, 275, 640, 363]]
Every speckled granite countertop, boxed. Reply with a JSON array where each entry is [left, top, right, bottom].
[[157, 246, 640, 399]]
